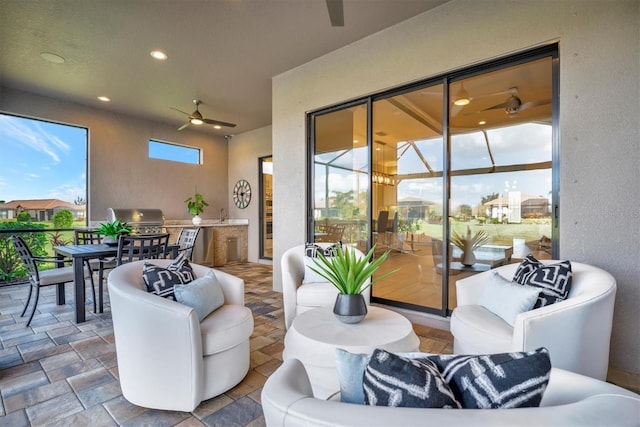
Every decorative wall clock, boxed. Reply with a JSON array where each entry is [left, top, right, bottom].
[[233, 179, 251, 209]]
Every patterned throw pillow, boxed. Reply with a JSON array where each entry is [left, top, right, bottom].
[[513, 254, 572, 308], [424, 348, 551, 409], [142, 252, 195, 299], [363, 349, 461, 409], [304, 241, 342, 258]]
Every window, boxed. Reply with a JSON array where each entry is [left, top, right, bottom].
[[149, 140, 201, 164], [0, 113, 88, 221], [308, 45, 558, 316]]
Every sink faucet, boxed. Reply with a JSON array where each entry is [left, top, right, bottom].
[[220, 208, 227, 222]]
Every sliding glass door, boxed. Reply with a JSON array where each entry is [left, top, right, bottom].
[[309, 102, 369, 252], [308, 45, 558, 316]]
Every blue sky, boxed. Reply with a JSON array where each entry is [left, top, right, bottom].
[[0, 114, 87, 204]]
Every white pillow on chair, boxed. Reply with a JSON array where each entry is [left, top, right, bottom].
[[478, 271, 539, 326]]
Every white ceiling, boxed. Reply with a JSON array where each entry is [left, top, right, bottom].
[[0, 0, 450, 136]]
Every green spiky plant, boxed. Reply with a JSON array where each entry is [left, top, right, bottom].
[[97, 219, 132, 239], [450, 226, 489, 251], [308, 244, 399, 295]]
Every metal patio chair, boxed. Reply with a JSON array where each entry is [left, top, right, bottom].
[[11, 235, 85, 326]]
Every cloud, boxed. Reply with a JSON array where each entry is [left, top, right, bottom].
[[48, 183, 86, 203], [27, 173, 40, 179], [0, 115, 70, 164]]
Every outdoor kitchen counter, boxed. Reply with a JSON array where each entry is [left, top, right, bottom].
[[164, 219, 248, 266]]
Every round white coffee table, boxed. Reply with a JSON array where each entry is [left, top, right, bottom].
[[283, 306, 420, 398]]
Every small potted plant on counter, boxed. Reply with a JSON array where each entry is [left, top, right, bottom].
[[184, 192, 209, 226], [309, 244, 398, 324], [97, 219, 132, 245]]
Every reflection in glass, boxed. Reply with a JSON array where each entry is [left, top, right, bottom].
[[372, 85, 445, 312], [313, 104, 369, 249]]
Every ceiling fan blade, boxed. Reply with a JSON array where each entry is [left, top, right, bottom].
[[170, 107, 192, 116], [203, 118, 237, 128], [177, 122, 191, 131], [520, 99, 552, 111], [326, 0, 344, 27], [482, 101, 509, 112]]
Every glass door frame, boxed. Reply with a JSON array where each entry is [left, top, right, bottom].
[[259, 155, 273, 260], [306, 43, 559, 318]]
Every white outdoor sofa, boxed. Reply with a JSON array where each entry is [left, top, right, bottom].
[[261, 358, 640, 427]]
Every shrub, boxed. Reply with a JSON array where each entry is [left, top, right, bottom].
[[52, 209, 74, 229], [0, 222, 47, 282], [16, 211, 32, 222]]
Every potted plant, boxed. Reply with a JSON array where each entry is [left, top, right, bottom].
[[309, 245, 398, 323], [450, 226, 489, 266], [184, 192, 209, 225], [97, 219, 132, 245]]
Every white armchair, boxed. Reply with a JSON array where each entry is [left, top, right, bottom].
[[450, 261, 616, 380], [281, 243, 371, 329], [108, 260, 254, 411]]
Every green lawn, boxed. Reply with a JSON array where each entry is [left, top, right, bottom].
[[415, 219, 552, 246]]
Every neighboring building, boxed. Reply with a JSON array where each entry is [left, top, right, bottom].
[[483, 193, 550, 223], [0, 199, 86, 221]]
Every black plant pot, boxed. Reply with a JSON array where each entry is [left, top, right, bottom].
[[333, 293, 368, 324]]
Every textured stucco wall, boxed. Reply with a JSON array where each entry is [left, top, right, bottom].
[[227, 125, 272, 263], [0, 86, 228, 222], [272, 0, 639, 373]]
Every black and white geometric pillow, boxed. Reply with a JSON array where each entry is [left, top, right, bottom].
[[363, 349, 461, 409], [304, 241, 342, 258], [142, 252, 194, 299], [513, 254, 572, 308], [424, 347, 551, 409]]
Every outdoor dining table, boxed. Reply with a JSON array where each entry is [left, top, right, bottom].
[[53, 242, 179, 323], [53, 243, 118, 323]]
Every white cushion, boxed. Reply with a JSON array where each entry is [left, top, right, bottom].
[[200, 305, 253, 356], [302, 256, 331, 284], [296, 282, 340, 307], [450, 305, 513, 353], [478, 271, 540, 326]]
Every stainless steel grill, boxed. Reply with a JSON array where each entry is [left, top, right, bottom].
[[107, 208, 165, 235]]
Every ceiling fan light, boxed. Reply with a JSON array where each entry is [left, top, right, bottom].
[[190, 118, 204, 125], [453, 85, 470, 106], [150, 50, 167, 60]]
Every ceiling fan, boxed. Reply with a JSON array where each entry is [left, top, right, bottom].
[[171, 99, 236, 131], [479, 87, 551, 117]]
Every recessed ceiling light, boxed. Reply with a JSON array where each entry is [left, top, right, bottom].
[[213, 125, 222, 129], [40, 52, 65, 63], [478, 120, 486, 125], [353, 139, 359, 144], [150, 50, 167, 60], [97, 96, 111, 102]]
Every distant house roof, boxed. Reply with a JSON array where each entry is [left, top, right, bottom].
[[4, 199, 85, 212], [483, 194, 548, 207]]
